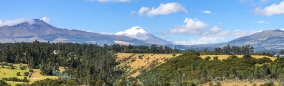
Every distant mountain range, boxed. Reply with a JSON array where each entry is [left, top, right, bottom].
[[0, 19, 171, 46], [0, 19, 284, 52], [188, 29, 284, 52]]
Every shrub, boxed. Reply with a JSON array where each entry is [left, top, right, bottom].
[[213, 56, 219, 60], [172, 53, 176, 57], [260, 82, 274, 86], [16, 72, 21, 76], [0, 80, 10, 86], [2, 77, 29, 82], [20, 66, 27, 70], [9, 64, 15, 69], [24, 72, 29, 76], [205, 56, 211, 61], [138, 55, 144, 59]]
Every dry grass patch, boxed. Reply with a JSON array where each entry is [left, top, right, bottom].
[[117, 53, 182, 77], [200, 55, 276, 61], [202, 81, 279, 86]]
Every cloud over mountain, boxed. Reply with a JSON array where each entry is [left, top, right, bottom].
[[0, 18, 34, 27], [115, 26, 172, 45]]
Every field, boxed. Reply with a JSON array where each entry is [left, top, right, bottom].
[[117, 53, 277, 77], [117, 53, 279, 85], [0, 63, 58, 85], [116, 53, 182, 77], [200, 55, 276, 61], [202, 81, 279, 86]]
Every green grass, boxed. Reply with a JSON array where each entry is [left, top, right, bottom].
[[0, 63, 58, 86]]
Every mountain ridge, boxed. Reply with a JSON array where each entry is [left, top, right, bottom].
[[0, 19, 152, 45]]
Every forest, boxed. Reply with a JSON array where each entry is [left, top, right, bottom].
[[0, 40, 282, 86]]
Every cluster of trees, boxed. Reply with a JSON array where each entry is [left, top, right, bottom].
[[201, 44, 255, 55], [2, 77, 29, 82], [0, 41, 122, 85], [110, 44, 179, 53], [0, 41, 179, 85]]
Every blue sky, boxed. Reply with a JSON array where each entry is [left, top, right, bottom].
[[1, 0, 284, 45]]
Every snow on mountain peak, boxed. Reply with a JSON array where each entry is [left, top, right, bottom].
[[115, 26, 148, 36]]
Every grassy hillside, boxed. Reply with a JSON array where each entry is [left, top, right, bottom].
[[117, 53, 277, 77], [0, 63, 58, 85], [116, 53, 182, 77], [133, 52, 283, 85]]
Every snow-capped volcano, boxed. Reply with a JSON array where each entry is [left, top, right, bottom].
[[116, 26, 147, 38], [115, 26, 172, 45]]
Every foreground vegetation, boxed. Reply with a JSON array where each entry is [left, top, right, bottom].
[[137, 52, 283, 85]]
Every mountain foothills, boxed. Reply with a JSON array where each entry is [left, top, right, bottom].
[[0, 19, 170, 46]]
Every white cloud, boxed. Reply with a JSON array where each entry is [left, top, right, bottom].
[[138, 7, 150, 16], [130, 11, 136, 14], [174, 29, 259, 45], [41, 17, 50, 24], [257, 20, 269, 24], [168, 18, 262, 45], [201, 10, 211, 14], [254, 1, 284, 16], [138, 2, 187, 17], [210, 26, 222, 32], [97, 0, 131, 2], [173, 37, 219, 45], [0, 18, 34, 27], [166, 18, 208, 34], [100, 32, 113, 35], [115, 26, 147, 36]]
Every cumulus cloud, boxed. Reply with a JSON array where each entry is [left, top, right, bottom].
[[138, 2, 187, 17], [168, 18, 261, 45], [173, 37, 219, 45], [174, 29, 259, 45], [0, 18, 34, 27], [210, 26, 222, 32], [41, 17, 50, 24], [201, 10, 211, 14], [88, 0, 131, 2], [166, 18, 208, 35], [257, 20, 270, 24], [254, 1, 284, 16]]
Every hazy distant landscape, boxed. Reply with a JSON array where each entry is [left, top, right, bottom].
[[1, 0, 284, 86]]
